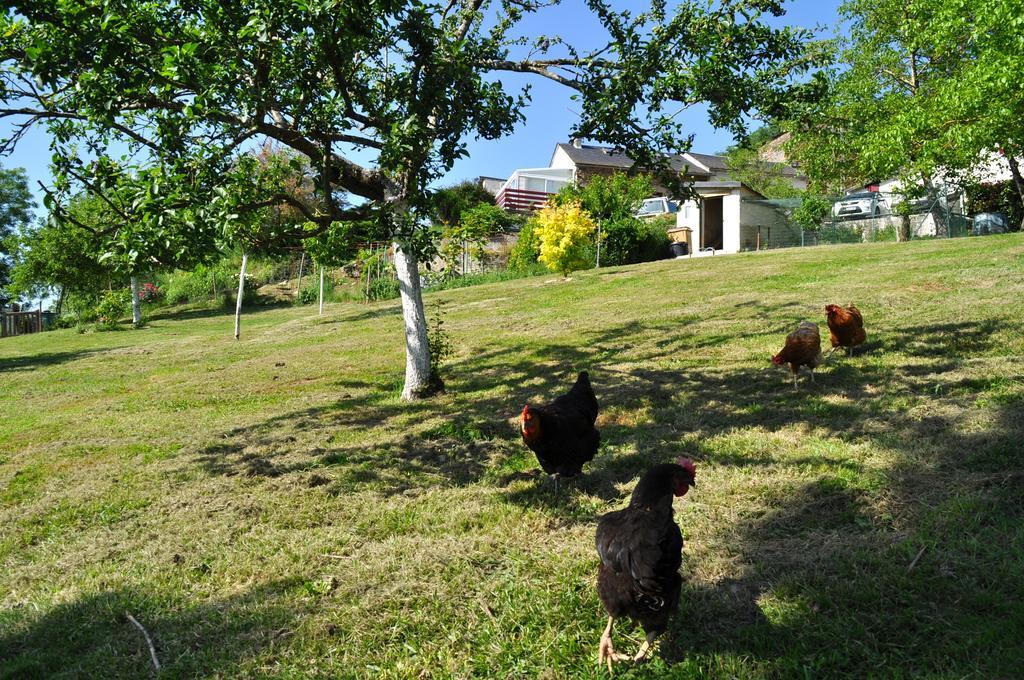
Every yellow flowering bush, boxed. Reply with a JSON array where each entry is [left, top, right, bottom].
[[533, 200, 597, 276]]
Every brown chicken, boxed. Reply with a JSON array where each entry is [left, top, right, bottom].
[[825, 304, 866, 358], [595, 458, 696, 671], [771, 321, 823, 388]]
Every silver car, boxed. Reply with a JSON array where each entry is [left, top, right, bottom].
[[832, 191, 887, 219]]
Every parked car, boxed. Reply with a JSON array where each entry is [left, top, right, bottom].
[[636, 197, 679, 217], [832, 191, 888, 219], [971, 212, 1009, 236]]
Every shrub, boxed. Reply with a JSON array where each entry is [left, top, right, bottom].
[[137, 282, 163, 303], [425, 301, 454, 394], [439, 203, 519, 276], [367, 276, 399, 301], [599, 216, 672, 266], [297, 276, 334, 305], [533, 201, 597, 276], [93, 289, 131, 330], [508, 217, 541, 272], [792, 194, 833, 231]]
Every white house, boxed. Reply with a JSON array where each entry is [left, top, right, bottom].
[[497, 141, 805, 253]]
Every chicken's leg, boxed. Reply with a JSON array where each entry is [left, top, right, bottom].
[[597, 616, 630, 673], [848, 345, 853, 358], [633, 630, 659, 662]]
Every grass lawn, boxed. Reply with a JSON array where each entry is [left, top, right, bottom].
[[2, 235, 1023, 679]]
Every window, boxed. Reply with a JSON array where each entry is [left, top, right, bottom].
[[524, 177, 546, 192]]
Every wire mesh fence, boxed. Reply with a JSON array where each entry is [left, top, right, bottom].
[[739, 196, 972, 252]]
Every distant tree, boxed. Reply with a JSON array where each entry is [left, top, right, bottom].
[[557, 173, 653, 225], [724, 125, 802, 199], [0, 165, 34, 303], [432, 181, 495, 227], [790, 194, 832, 232], [1, 0, 819, 398], [555, 173, 669, 265], [440, 203, 517, 275], [9, 203, 123, 314], [787, 0, 1024, 229]]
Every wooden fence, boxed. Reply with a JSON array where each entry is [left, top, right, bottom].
[[1, 306, 44, 338]]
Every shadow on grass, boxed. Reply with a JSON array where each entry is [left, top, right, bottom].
[[146, 300, 298, 324], [0, 349, 101, 373], [0, 579, 305, 679], [180, 312, 1024, 673]]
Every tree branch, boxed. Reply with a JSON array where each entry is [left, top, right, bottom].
[[0, 107, 160, 151], [482, 59, 583, 88]]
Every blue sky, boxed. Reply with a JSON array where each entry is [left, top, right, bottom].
[[0, 0, 844, 208]]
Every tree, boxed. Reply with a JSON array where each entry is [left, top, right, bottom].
[[9, 197, 124, 313], [555, 173, 667, 266], [534, 201, 597, 277], [440, 203, 517, 275], [788, 0, 1024, 229], [431, 180, 495, 227], [1, 0, 818, 399], [0, 164, 34, 303], [724, 124, 802, 199]]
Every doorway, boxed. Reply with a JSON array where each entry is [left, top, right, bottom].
[[702, 196, 724, 250]]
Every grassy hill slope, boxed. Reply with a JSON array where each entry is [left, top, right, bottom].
[[2, 235, 1023, 678]]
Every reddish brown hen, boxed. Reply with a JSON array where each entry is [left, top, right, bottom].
[[825, 304, 866, 358], [772, 321, 823, 388]]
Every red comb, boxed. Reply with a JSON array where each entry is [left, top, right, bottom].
[[676, 457, 695, 472]]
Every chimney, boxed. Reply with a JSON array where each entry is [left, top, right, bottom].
[[571, 137, 582, 149]]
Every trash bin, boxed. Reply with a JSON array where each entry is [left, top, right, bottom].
[[670, 241, 689, 257]]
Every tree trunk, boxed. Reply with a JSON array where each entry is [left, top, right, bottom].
[[130, 276, 142, 326], [1006, 154, 1024, 231], [394, 241, 433, 400], [55, 286, 66, 317], [898, 214, 911, 242], [297, 252, 306, 292], [922, 177, 948, 237], [234, 251, 248, 340]]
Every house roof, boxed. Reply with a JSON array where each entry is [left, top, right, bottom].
[[553, 142, 802, 179], [553, 143, 635, 170], [685, 152, 731, 174], [552, 142, 725, 178]]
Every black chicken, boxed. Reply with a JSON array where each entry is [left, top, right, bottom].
[[595, 458, 697, 670], [520, 371, 600, 480]]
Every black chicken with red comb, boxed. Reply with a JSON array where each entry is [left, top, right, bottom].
[[595, 458, 697, 670], [520, 371, 600, 480]]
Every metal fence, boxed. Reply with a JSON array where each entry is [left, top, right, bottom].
[[739, 197, 972, 251]]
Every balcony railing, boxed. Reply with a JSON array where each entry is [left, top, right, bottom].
[[495, 187, 553, 213]]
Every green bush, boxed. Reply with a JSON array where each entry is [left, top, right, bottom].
[[600, 216, 671, 266], [297, 276, 333, 305], [367, 276, 399, 301], [164, 265, 232, 305], [792, 194, 833, 231], [93, 289, 131, 330], [508, 218, 541, 272]]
